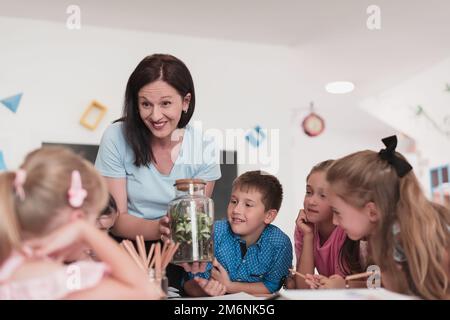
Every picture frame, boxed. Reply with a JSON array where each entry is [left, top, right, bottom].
[[80, 100, 108, 130]]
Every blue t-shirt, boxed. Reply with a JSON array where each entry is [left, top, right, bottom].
[[95, 122, 221, 220], [189, 220, 293, 293]]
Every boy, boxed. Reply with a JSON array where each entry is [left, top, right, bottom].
[[183, 170, 292, 296]]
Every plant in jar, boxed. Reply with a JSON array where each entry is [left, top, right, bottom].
[[169, 179, 214, 263]]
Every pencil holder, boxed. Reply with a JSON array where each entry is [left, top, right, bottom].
[[168, 179, 214, 263], [148, 268, 169, 298], [120, 236, 179, 300]]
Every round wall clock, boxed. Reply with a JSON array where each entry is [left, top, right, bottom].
[[302, 112, 325, 137]]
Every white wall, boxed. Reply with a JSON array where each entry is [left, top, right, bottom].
[[287, 91, 398, 241], [0, 16, 398, 252], [0, 16, 299, 167], [360, 57, 450, 195]]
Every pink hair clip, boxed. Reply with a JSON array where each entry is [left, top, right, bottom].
[[13, 169, 27, 201], [68, 170, 87, 208]]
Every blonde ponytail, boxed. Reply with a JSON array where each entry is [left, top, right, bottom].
[[328, 149, 450, 299], [2, 147, 109, 265], [394, 173, 449, 299]]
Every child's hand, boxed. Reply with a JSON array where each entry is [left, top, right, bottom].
[[180, 262, 209, 274], [284, 273, 296, 289], [296, 209, 314, 235], [194, 277, 226, 296], [304, 274, 321, 289], [210, 259, 231, 291], [318, 274, 345, 289], [159, 214, 171, 243], [25, 220, 89, 261]]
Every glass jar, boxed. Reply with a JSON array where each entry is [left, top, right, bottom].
[[168, 179, 214, 264]]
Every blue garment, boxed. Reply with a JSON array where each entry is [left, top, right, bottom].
[[95, 122, 221, 220], [190, 220, 293, 293]]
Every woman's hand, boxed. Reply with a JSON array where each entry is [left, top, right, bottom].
[[194, 277, 226, 296], [296, 209, 314, 235], [159, 215, 171, 243]]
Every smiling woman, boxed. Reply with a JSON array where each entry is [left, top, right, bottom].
[[138, 80, 191, 140], [94, 54, 221, 291]]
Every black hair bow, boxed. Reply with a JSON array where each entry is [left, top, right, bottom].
[[378, 135, 413, 178]]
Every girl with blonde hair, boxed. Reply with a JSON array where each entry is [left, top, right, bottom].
[[0, 147, 163, 299], [327, 136, 449, 299]]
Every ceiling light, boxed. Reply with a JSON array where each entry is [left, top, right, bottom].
[[325, 81, 355, 94]]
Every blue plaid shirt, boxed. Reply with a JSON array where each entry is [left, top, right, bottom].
[[189, 219, 293, 293]]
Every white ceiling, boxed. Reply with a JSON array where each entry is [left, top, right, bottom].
[[1, 0, 450, 98]]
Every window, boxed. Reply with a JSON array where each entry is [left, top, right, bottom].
[[430, 165, 450, 208]]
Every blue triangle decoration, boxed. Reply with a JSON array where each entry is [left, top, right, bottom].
[[245, 125, 267, 148], [1, 93, 23, 113], [0, 151, 6, 171]]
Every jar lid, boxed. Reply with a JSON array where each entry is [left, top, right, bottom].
[[174, 179, 206, 191]]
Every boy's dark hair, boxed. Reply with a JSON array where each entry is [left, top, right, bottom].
[[232, 170, 283, 211], [101, 194, 118, 216]]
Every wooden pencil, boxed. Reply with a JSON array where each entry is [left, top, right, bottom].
[[165, 242, 180, 268], [149, 252, 156, 269], [136, 235, 147, 266], [161, 242, 172, 269], [162, 242, 178, 269], [123, 240, 141, 262], [155, 242, 162, 279], [172, 242, 180, 256], [122, 240, 146, 271], [289, 268, 306, 279], [146, 243, 155, 268], [345, 270, 376, 281]]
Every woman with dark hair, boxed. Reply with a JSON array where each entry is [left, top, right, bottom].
[[95, 54, 221, 275]]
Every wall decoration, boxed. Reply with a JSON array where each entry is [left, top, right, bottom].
[[430, 164, 450, 207], [245, 125, 266, 148], [0, 151, 6, 171], [411, 83, 450, 138], [1, 93, 23, 113], [413, 105, 450, 138], [80, 100, 108, 130], [302, 102, 325, 137]]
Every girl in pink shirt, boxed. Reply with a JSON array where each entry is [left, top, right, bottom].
[[0, 147, 163, 299], [292, 160, 365, 289]]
